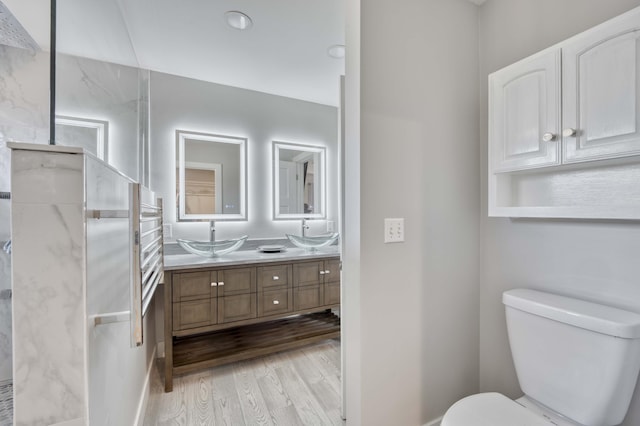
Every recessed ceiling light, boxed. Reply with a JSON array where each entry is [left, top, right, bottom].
[[225, 11, 253, 31], [327, 44, 345, 59]]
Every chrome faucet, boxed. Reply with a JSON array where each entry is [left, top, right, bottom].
[[302, 218, 310, 237], [209, 220, 215, 242]]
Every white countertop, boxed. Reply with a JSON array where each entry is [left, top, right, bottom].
[[164, 246, 340, 271]]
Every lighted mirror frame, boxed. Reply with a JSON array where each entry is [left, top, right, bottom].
[[55, 115, 108, 160], [176, 130, 247, 221], [273, 141, 326, 220]]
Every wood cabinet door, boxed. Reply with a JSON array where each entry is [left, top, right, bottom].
[[218, 294, 257, 323], [258, 289, 292, 317], [293, 261, 324, 287], [563, 12, 640, 163], [217, 267, 256, 296], [489, 49, 561, 172], [294, 284, 324, 311], [173, 271, 217, 302], [257, 264, 291, 291], [173, 298, 217, 330], [323, 259, 340, 284], [324, 282, 340, 306]]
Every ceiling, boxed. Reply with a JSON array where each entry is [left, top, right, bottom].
[[5, 0, 488, 107], [116, 0, 345, 107]]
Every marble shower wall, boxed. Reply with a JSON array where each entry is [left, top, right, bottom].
[[0, 44, 50, 383], [56, 53, 143, 181], [11, 148, 86, 425], [11, 146, 157, 425]]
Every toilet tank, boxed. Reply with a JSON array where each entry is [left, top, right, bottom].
[[503, 289, 640, 426]]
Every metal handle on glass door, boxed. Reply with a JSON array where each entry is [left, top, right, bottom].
[[562, 128, 577, 137], [542, 132, 556, 142]]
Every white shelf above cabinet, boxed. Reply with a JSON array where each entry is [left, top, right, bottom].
[[488, 5, 640, 220], [489, 157, 640, 220]]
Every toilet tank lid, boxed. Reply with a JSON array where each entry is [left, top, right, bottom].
[[503, 289, 640, 338]]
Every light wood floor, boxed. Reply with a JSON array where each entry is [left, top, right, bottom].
[[144, 338, 344, 426]]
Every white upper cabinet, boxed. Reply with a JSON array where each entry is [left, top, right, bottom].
[[488, 6, 640, 219], [489, 50, 561, 172], [563, 14, 640, 163]]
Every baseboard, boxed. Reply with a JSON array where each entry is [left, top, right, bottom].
[[134, 345, 157, 426], [424, 415, 443, 426]]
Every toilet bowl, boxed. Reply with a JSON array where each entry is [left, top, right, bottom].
[[442, 289, 640, 426]]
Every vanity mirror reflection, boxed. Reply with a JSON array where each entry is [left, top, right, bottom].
[[273, 141, 326, 219], [176, 130, 247, 221]]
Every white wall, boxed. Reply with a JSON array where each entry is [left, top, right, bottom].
[[149, 71, 339, 241], [353, 0, 480, 424], [478, 1, 640, 425]]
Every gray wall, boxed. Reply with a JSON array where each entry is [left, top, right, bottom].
[[150, 71, 339, 241], [356, 0, 480, 424], [478, 1, 640, 425]]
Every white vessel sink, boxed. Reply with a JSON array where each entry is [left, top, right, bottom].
[[286, 233, 339, 251], [177, 235, 248, 257]]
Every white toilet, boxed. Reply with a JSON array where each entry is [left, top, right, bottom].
[[442, 288, 640, 426]]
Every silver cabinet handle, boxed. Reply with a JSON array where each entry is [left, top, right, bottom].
[[319, 271, 326, 275], [218, 281, 225, 286], [562, 128, 577, 137], [273, 300, 280, 305], [273, 275, 280, 280], [542, 132, 556, 142], [324, 270, 330, 274], [211, 282, 218, 287]]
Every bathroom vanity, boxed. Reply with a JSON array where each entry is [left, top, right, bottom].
[[163, 247, 341, 391]]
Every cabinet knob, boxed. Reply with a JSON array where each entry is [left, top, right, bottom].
[[562, 128, 577, 137], [542, 132, 556, 142], [273, 300, 280, 305], [218, 281, 225, 286], [273, 275, 280, 280], [211, 282, 218, 287], [324, 270, 330, 274], [319, 271, 326, 275]]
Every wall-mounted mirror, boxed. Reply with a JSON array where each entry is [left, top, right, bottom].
[[55, 116, 109, 160], [273, 142, 326, 220], [176, 130, 247, 221]]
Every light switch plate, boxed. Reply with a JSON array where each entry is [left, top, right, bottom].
[[327, 221, 335, 232], [384, 218, 404, 243]]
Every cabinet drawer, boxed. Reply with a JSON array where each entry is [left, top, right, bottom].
[[257, 264, 291, 290], [293, 261, 324, 287], [258, 289, 292, 317], [218, 293, 257, 323], [173, 271, 216, 302], [217, 267, 256, 296], [294, 284, 324, 311], [173, 298, 217, 331], [324, 282, 340, 306]]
